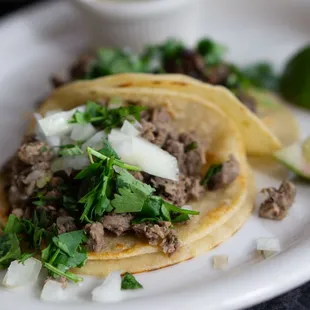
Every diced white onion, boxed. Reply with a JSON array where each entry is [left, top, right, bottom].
[[121, 120, 140, 137], [92, 271, 124, 303], [34, 113, 61, 148], [51, 156, 89, 172], [108, 131, 179, 181], [82, 130, 106, 151], [38, 106, 85, 137], [3, 258, 42, 288], [44, 109, 62, 118], [256, 238, 281, 252], [40, 280, 65, 301], [212, 255, 228, 270], [70, 123, 97, 141], [109, 129, 130, 143], [262, 250, 276, 259], [181, 205, 193, 211]]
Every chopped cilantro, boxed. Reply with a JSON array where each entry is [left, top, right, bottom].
[[98, 139, 120, 159], [116, 170, 154, 196], [184, 142, 198, 153], [69, 100, 145, 132], [58, 144, 84, 156], [42, 230, 88, 283], [121, 272, 143, 290], [19, 252, 35, 264], [0, 233, 21, 269], [200, 163, 223, 187], [112, 187, 147, 213], [4, 214, 23, 234], [196, 38, 227, 66]]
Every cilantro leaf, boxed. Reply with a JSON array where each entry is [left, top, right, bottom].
[[200, 164, 223, 187], [196, 38, 227, 66], [68, 100, 145, 133], [75, 162, 102, 180], [42, 231, 88, 283], [138, 196, 162, 218], [52, 230, 87, 257], [0, 234, 21, 268], [121, 272, 143, 290], [112, 187, 147, 213], [116, 170, 154, 196], [4, 214, 23, 234]]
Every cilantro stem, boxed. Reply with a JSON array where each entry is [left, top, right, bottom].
[[43, 262, 83, 283], [101, 157, 114, 196], [90, 116, 104, 122], [87, 148, 95, 164], [164, 202, 200, 215], [87, 147, 141, 171], [48, 248, 60, 265]]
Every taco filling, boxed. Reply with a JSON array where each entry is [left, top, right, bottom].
[[1, 96, 241, 283]]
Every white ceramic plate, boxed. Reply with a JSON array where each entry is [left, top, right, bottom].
[[0, 1, 310, 309]]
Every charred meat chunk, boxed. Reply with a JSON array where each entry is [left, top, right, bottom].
[[150, 175, 188, 206], [132, 221, 179, 255], [259, 180, 296, 220], [18, 141, 53, 165], [208, 155, 240, 190], [85, 222, 105, 252], [101, 213, 133, 236]]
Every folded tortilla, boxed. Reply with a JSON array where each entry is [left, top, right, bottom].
[[1, 78, 256, 275], [81, 73, 299, 154]]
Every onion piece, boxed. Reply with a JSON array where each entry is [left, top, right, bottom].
[[51, 156, 89, 172], [256, 238, 281, 252], [108, 132, 179, 181], [120, 120, 140, 137], [3, 258, 42, 288], [44, 109, 62, 118], [92, 271, 124, 303], [41, 280, 65, 301], [82, 130, 106, 151], [38, 106, 85, 137], [256, 238, 281, 259], [212, 255, 228, 270], [34, 113, 61, 147], [70, 124, 97, 141]]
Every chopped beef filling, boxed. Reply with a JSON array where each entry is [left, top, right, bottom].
[[18, 141, 53, 165], [132, 221, 179, 255], [7, 139, 54, 209], [3, 105, 239, 256], [208, 155, 240, 190], [85, 222, 105, 252], [259, 180, 296, 220], [57, 216, 77, 234], [101, 213, 133, 236], [139, 107, 208, 206]]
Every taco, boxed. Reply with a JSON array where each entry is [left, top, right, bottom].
[[0, 81, 254, 280], [88, 73, 298, 153]]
